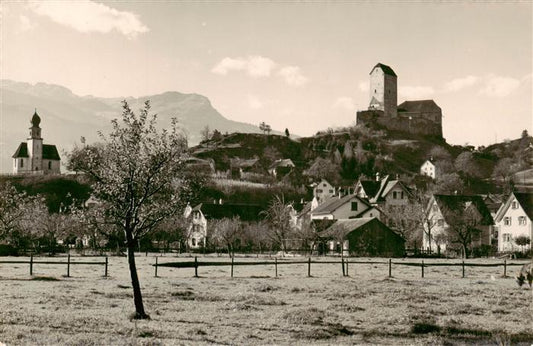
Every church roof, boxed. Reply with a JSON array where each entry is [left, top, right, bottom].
[[398, 100, 441, 113], [12, 142, 60, 160], [371, 63, 397, 77], [12, 143, 29, 158], [43, 144, 61, 160]]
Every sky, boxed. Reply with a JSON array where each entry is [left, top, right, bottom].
[[1, 1, 532, 146]]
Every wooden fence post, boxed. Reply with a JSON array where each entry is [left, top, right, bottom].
[[231, 257, 234, 278], [503, 259, 507, 277], [104, 256, 108, 277], [345, 260, 349, 277], [194, 256, 198, 278], [67, 254, 71, 277], [307, 257, 311, 277], [155, 256, 158, 277], [275, 258, 278, 278], [388, 258, 392, 278], [421, 260, 424, 278], [30, 254, 33, 276], [462, 260, 465, 278], [341, 258, 345, 276]]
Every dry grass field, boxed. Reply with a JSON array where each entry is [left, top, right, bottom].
[[0, 254, 532, 345]]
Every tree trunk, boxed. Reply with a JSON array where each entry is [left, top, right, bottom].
[[126, 231, 150, 319]]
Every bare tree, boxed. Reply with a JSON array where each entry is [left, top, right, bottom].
[[211, 217, 242, 257], [442, 204, 483, 258], [66, 100, 189, 319], [262, 195, 293, 254]]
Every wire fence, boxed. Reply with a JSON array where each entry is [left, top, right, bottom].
[[0, 254, 109, 277], [153, 256, 529, 279]]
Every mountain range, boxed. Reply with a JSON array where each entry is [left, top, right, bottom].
[[0, 80, 264, 173]]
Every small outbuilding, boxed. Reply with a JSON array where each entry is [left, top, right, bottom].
[[320, 218, 405, 257]]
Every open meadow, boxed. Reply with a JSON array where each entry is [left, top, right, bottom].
[[0, 254, 532, 345]]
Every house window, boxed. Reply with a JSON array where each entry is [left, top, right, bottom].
[[351, 202, 358, 211], [511, 201, 518, 209], [437, 219, 444, 226], [192, 238, 197, 246], [401, 191, 404, 199], [323, 183, 327, 187], [518, 216, 527, 225], [329, 189, 334, 194], [48, 161, 52, 169], [20, 159, 23, 168], [432, 204, 438, 212], [502, 234, 511, 242], [393, 191, 398, 199], [316, 189, 323, 193], [504, 217, 511, 226]]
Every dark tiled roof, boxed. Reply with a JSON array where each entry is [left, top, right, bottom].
[[434, 195, 493, 226], [12, 142, 29, 158], [192, 203, 264, 221], [514, 193, 533, 220], [43, 144, 60, 160], [371, 63, 397, 77], [397, 100, 441, 113], [359, 180, 381, 199], [320, 218, 404, 240], [12, 142, 60, 160]]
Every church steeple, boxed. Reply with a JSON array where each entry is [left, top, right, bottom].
[[29, 109, 42, 139]]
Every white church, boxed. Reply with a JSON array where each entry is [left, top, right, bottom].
[[12, 110, 61, 174]]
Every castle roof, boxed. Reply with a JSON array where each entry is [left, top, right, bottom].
[[371, 63, 397, 77], [12, 142, 61, 160], [398, 100, 441, 113]]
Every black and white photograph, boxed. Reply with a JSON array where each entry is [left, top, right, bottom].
[[0, 1, 532, 344]]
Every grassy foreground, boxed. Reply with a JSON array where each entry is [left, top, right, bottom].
[[0, 255, 532, 345]]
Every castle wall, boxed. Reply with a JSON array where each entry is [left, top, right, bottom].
[[356, 110, 442, 137]]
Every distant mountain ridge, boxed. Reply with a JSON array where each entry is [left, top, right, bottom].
[[0, 80, 264, 173]]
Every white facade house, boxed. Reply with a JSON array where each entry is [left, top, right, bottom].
[[183, 204, 207, 249], [423, 194, 493, 255], [420, 159, 436, 179], [313, 179, 336, 204], [310, 194, 381, 221], [494, 192, 533, 253]]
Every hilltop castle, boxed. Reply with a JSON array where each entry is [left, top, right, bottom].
[[12, 110, 61, 174], [356, 63, 443, 138]]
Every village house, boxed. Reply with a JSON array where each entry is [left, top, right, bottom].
[[12, 110, 60, 174], [183, 201, 263, 250], [355, 174, 412, 208], [420, 159, 437, 179], [268, 158, 295, 178], [320, 218, 405, 257], [312, 179, 336, 204], [423, 194, 494, 255], [494, 192, 533, 253], [310, 194, 381, 221]]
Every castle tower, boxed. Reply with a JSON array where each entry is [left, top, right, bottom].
[[27, 110, 43, 171], [368, 63, 397, 118]]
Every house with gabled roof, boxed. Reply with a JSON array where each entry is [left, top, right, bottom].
[[320, 217, 405, 257], [312, 179, 336, 204], [12, 110, 60, 174], [355, 174, 411, 208], [494, 192, 533, 253], [268, 158, 295, 178], [420, 158, 437, 179], [310, 194, 381, 221], [183, 201, 264, 249], [423, 194, 494, 255]]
